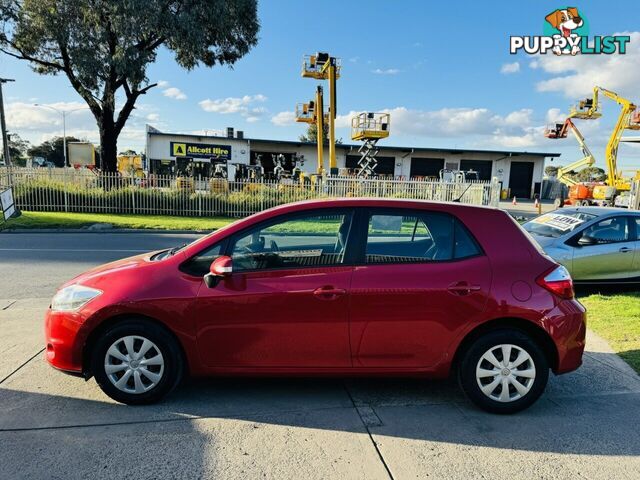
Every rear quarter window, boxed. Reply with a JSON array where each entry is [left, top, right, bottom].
[[453, 220, 481, 259]]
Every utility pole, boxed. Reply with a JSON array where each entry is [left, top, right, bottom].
[[0, 78, 15, 165], [0, 78, 15, 186]]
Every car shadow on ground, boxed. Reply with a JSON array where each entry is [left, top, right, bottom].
[[1, 351, 639, 459], [575, 283, 640, 295]]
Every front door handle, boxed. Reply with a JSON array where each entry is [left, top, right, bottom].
[[619, 247, 633, 253], [313, 286, 346, 300], [447, 282, 481, 296]]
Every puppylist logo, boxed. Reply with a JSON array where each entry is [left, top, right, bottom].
[[510, 7, 630, 56]]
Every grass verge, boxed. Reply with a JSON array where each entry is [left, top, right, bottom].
[[1, 211, 235, 231], [578, 291, 640, 374]]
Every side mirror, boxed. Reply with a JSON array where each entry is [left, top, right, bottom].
[[578, 235, 597, 246], [204, 256, 233, 288]]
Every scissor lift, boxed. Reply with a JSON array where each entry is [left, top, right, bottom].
[[351, 112, 390, 177]]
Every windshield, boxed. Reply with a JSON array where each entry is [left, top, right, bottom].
[[523, 211, 597, 238]]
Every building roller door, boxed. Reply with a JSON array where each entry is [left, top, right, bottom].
[[508, 162, 534, 198]]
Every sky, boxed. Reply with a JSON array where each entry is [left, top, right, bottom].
[[2, 0, 640, 170]]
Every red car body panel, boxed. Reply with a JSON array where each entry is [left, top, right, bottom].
[[194, 266, 353, 368], [44, 199, 586, 380]]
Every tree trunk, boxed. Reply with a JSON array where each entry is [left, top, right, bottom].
[[99, 119, 118, 172]]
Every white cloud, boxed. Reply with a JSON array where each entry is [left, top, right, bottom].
[[199, 94, 268, 121], [333, 106, 554, 149], [271, 111, 296, 126], [500, 61, 520, 74], [372, 68, 400, 75], [503, 109, 533, 126], [163, 87, 187, 100], [146, 113, 160, 122], [6, 100, 153, 152], [546, 108, 565, 124], [6, 101, 91, 131], [533, 31, 640, 97], [190, 129, 225, 136], [155, 81, 187, 100]]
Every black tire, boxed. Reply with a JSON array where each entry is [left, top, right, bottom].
[[91, 319, 184, 405], [458, 329, 549, 414]]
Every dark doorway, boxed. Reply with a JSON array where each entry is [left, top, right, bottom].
[[459, 160, 492, 180], [509, 162, 534, 198], [410, 158, 444, 179], [346, 155, 395, 176]]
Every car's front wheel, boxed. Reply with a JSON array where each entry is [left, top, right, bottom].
[[458, 329, 549, 414], [91, 319, 184, 405]]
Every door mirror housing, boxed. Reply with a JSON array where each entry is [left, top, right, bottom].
[[204, 256, 233, 288], [577, 234, 597, 246]]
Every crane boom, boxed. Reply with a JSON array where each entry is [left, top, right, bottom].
[[596, 86, 637, 189], [573, 86, 637, 190], [545, 118, 595, 186]]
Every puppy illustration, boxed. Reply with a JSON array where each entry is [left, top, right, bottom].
[[545, 7, 584, 55]]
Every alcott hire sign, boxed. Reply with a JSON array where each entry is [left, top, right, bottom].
[[170, 142, 232, 160]]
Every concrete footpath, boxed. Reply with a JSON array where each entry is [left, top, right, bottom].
[[0, 232, 639, 479]]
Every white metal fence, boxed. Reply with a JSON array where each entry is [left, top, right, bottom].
[[1, 167, 500, 218]]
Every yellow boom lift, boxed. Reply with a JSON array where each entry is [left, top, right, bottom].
[[300, 52, 340, 175], [295, 86, 328, 175], [544, 117, 595, 186], [572, 86, 640, 205]]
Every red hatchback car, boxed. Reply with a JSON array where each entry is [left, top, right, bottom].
[[45, 199, 586, 413]]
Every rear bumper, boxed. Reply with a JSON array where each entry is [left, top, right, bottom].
[[44, 309, 87, 373], [548, 299, 587, 374]]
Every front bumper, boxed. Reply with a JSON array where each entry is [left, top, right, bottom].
[[44, 308, 88, 373]]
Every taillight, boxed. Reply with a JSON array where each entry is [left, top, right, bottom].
[[536, 265, 574, 299]]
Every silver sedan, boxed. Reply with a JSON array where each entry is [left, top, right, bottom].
[[522, 207, 640, 283]]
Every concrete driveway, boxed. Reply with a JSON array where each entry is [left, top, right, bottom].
[[1, 232, 639, 479]]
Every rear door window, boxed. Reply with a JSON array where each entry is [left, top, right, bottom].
[[364, 210, 480, 264]]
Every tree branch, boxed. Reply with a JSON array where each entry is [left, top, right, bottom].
[[56, 41, 102, 117], [0, 45, 65, 71], [114, 82, 158, 134]]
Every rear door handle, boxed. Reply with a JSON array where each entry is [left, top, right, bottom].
[[447, 282, 481, 296], [619, 247, 633, 253], [313, 286, 346, 300]]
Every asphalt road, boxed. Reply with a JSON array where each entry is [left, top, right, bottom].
[[1, 232, 639, 479]]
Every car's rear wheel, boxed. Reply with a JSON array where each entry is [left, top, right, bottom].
[[91, 319, 184, 405], [458, 329, 549, 414]]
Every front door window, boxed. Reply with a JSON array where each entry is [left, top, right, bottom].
[[230, 212, 353, 271]]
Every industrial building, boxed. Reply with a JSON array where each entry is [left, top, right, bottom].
[[145, 126, 560, 199]]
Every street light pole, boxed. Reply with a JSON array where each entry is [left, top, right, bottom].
[[62, 111, 67, 167], [34, 104, 86, 167]]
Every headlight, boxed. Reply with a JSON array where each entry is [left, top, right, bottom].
[[51, 285, 102, 312]]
